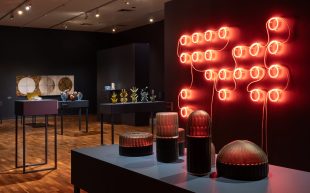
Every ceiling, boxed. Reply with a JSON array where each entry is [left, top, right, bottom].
[[0, 0, 170, 33]]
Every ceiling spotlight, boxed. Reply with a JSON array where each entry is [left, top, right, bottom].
[[95, 10, 100, 18], [125, 1, 130, 5], [112, 28, 116, 32], [17, 10, 23, 15], [25, 3, 32, 11], [149, 18, 154, 23]]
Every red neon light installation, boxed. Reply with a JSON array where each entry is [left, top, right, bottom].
[[180, 88, 191, 99], [218, 69, 231, 80], [191, 51, 204, 63], [268, 64, 284, 79], [268, 89, 282, 102], [204, 69, 216, 81], [250, 89, 266, 102], [218, 27, 229, 40], [204, 50, 215, 61], [179, 35, 191, 46], [233, 68, 246, 80], [192, 32, 204, 44], [180, 107, 191, 118], [204, 30, 215, 42], [180, 53, 191, 64], [249, 42, 262, 57], [267, 17, 281, 31], [218, 89, 230, 101], [233, 46, 246, 58], [250, 66, 265, 79], [267, 40, 281, 55]]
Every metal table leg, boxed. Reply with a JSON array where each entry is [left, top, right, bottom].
[[111, 115, 114, 144], [100, 114, 103, 145], [15, 115, 18, 168], [22, 116, 26, 174], [78, 108, 82, 131], [54, 115, 57, 169], [61, 109, 64, 135], [45, 115, 48, 164], [85, 107, 88, 133], [15, 114, 57, 173]]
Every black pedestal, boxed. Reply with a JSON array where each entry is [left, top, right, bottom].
[[119, 145, 153, 157], [179, 142, 184, 156], [187, 136, 211, 176], [156, 137, 178, 163]]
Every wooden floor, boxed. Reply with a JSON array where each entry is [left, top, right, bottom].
[[0, 115, 150, 193]]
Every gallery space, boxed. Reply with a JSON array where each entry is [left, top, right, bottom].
[[1, 0, 310, 192]]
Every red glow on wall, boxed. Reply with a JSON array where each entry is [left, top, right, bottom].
[[218, 89, 230, 101], [191, 51, 204, 63], [192, 32, 204, 44], [218, 27, 229, 40], [268, 89, 282, 102], [180, 88, 191, 99], [204, 50, 215, 61], [180, 53, 191, 64], [233, 46, 246, 58], [180, 107, 191, 118], [233, 68, 246, 80], [250, 89, 266, 102], [267, 40, 282, 55], [218, 69, 232, 80], [179, 35, 191, 46], [204, 69, 217, 81], [204, 30, 215, 42], [249, 42, 263, 57], [267, 17, 281, 31], [250, 66, 265, 79]]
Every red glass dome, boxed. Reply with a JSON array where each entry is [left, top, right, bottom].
[[187, 110, 211, 137], [217, 140, 268, 180]]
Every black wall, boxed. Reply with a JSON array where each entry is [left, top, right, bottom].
[[0, 21, 164, 119], [0, 26, 112, 117], [164, 0, 310, 171], [110, 21, 165, 97]]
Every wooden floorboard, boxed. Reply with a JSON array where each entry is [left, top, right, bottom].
[[0, 115, 151, 193]]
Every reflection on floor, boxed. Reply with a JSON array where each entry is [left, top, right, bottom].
[[0, 115, 150, 193]]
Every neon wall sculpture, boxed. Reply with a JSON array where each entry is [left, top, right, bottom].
[[176, 16, 292, 153]]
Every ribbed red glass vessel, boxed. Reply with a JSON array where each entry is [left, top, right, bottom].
[[119, 132, 153, 147], [119, 132, 153, 157], [187, 110, 211, 137], [187, 110, 212, 175], [156, 112, 179, 162], [156, 112, 179, 137]]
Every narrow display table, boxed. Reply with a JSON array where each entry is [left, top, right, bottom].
[[15, 100, 58, 173], [71, 144, 310, 193], [0, 101, 2, 124], [99, 101, 172, 144], [58, 100, 89, 135]]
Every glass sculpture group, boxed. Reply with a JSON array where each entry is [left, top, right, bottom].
[[118, 109, 268, 181], [110, 86, 157, 103], [60, 89, 83, 101]]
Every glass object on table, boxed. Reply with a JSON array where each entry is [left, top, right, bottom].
[[130, 86, 139, 102], [111, 92, 118, 103], [120, 89, 128, 103], [77, 92, 83, 101]]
